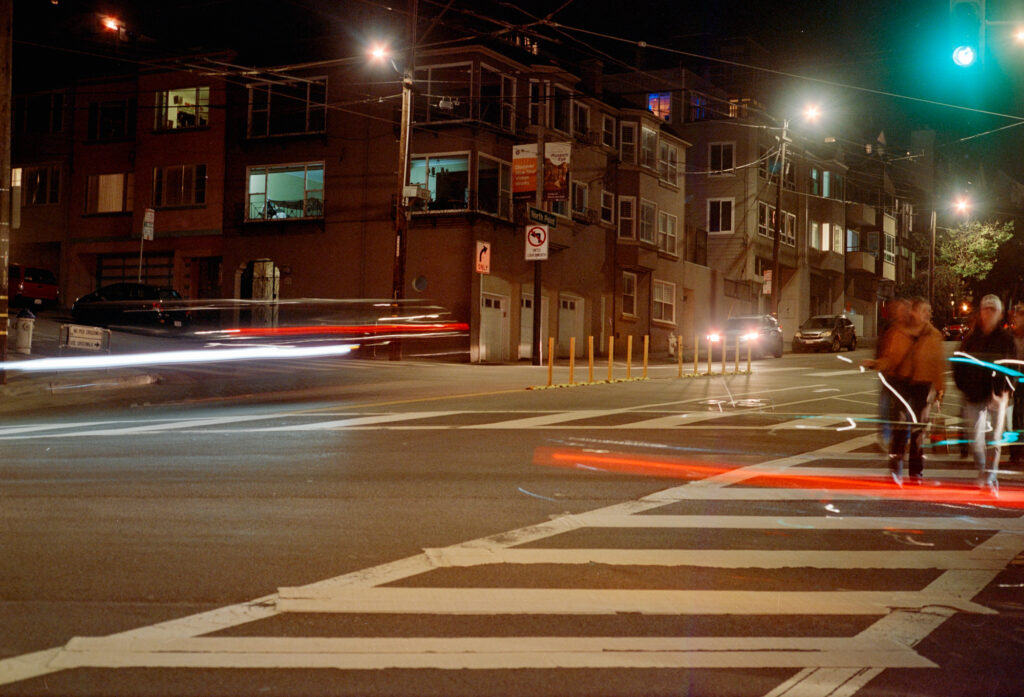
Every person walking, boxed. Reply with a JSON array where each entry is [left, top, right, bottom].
[[865, 298, 945, 484], [1007, 303, 1024, 467], [952, 294, 1016, 495], [874, 298, 911, 452]]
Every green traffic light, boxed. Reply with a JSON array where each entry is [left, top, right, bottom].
[[953, 44, 977, 66]]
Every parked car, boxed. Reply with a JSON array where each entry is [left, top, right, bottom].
[[8, 264, 59, 309], [71, 282, 189, 328], [706, 314, 784, 359], [792, 314, 857, 352], [943, 317, 971, 341]]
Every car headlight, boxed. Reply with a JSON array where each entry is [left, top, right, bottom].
[[707, 333, 721, 343], [743, 332, 759, 341], [821, 330, 832, 337]]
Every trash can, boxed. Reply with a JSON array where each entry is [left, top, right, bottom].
[[14, 308, 35, 355]]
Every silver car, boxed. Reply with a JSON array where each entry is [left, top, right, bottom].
[[792, 315, 857, 352]]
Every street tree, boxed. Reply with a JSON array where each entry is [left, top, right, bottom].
[[936, 219, 1014, 315]]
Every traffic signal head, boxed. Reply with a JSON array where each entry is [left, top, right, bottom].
[[950, 0, 983, 66]]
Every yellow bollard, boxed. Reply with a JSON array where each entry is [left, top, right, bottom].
[[643, 335, 649, 379], [547, 336, 555, 387], [627, 335, 633, 379], [734, 335, 740, 374], [608, 336, 614, 382], [707, 336, 712, 376], [721, 335, 726, 375], [677, 334, 683, 378], [569, 336, 576, 385], [588, 336, 594, 383], [694, 333, 699, 377], [747, 340, 752, 373]]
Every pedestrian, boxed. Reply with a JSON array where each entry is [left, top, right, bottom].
[[874, 298, 911, 452], [864, 298, 945, 484], [1007, 303, 1024, 467], [952, 294, 1016, 495]]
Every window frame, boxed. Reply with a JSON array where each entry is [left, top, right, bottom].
[[408, 152, 471, 212], [22, 164, 60, 206], [572, 101, 590, 139], [622, 271, 638, 317], [707, 198, 733, 235], [552, 84, 572, 133], [152, 163, 207, 209], [884, 233, 896, 265], [756, 200, 774, 239], [602, 114, 616, 149], [708, 142, 735, 176], [618, 195, 636, 239], [571, 179, 589, 215], [658, 141, 678, 186], [647, 92, 672, 122], [528, 79, 548, 127], [657, 210, 678, 254], [479, 64, 515, 131], [476, 153, 511, 220], [600, 190, 615, 224], [640, 127, 658, 169], [245, 161, 325, 221], [86, 99, 136, 141], [782, 211, 796, 246], [638, 199, 656, 243], [247, 76, 327, 138], [85, 172, 134, 214], [620, 122, 637, 164], [652, 279, 676, 325], [154, 86, 210, 131]]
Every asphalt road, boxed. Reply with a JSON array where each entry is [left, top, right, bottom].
[[2, 344, 1023, 696]]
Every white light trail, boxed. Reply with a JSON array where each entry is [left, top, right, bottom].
[[1, 344, 359, 373]]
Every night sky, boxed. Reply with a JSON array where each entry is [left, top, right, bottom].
[[15, 0, 1024, 180]]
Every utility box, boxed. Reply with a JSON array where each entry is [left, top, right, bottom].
[[14, 309, 35, 354]]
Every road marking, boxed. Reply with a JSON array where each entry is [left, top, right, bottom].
[[548, 514, 1024, 531], [805, 369, 868, 377], [259, 411, 458, 431], [48, 636, 935, 671]]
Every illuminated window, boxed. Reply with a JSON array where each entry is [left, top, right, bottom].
[[86, 173, 134, 213], [155, 86, 209, 130], [408, 154, 469, 211], [247, 162, 324, 220], [647, 92, 671, 121]]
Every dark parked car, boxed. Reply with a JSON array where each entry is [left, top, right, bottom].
[[9, 264, 59, 309], [706, 314, 784, 359], [792, 314, 857, 352], [71, 282, 189, 328], [943, 317, 971, 341]]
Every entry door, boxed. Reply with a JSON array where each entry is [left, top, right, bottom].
[[480, 293, 509, 362], [557, 295, 584, 357], [519, 294, 549, 360]]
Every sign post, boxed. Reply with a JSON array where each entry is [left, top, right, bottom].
[[524, 224, 549, 261], [475, 241, 490, 274], [139, 208, 154, 282]]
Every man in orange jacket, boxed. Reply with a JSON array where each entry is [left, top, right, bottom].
[[864, 298, 946, 484]]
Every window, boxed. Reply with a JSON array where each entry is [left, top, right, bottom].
[[759, 146, 772, 180], [86, 173, 134, 213], [22, 165, 60, 205], [658, 142, 678, 185], [551, 199, 568, 217], [822, 170, 832, 198], [810, 167, 820, 196], [757, 200, 775, 238], [707, 198, 733, 234], [783, 161, 796, 190], [833, 222, 843, 253], [529, 80, 547, 126], [414, 65, 471, 122], [479, 67, 514, 130], [14, 91, 64, 134], [552, 85, 572, 132], [688, 92, 709, 121], [782, 212, 796, 246], [155, 86, 209, 130], [639, 200, 656, 243], [618, 196, 635, 239], [810, 221, 821, 250], [600, 190, 614, 223], [571, 180, 588, 214], [647, 92, 671, 121], [640, 127, 657, 169], [830, 174, 843, 200], [657, 211, 677, 254], [153, 164, 206, 208], [408, 154, 469, 210], [247, 162, 325, 220], [653, 280, 675, 323], [572, 102, 589, 138], [619, 122, 637, 163], [709, 142, 734, 175], [477, 155, 511, 219], [821, 222, 831, 252], [622, 272, 637, 316], [847, 228, 860, 252], [602, 115, 616, 148], [249, 77, 326, 137], [87, 100, 136, 140], [884, 233, 896, 264]]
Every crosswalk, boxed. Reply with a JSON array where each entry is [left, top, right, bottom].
[[4, 431, 1021, 695]]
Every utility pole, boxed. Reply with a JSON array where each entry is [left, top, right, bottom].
[[769, 119, 789, 317], [0, 0, 11, 384], [390, 0, 416, 360], [928, 209, 937, 308], [531, 128, 545, 366]]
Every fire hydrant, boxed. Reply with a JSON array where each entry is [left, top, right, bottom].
[[14, 308, 35, 355]]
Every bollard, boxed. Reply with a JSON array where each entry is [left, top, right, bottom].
[[707, 336, 712, 376], [626, 335, 633, 379], [677, 335, 683, 378], [747, 341, 752, 373], [643, 335, 649, 379], [721, 336, 726, 375], [14, 308, 35, 355], [547, 337, 555, 387], [608, 336, 614, 382], [734, 335, 740, 374], [569, 337, 576, 385], [588, 336, 594, 383], [694, 333, 699, 377]]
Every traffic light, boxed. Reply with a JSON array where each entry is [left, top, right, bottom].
[[950, 0, 984, 66]]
